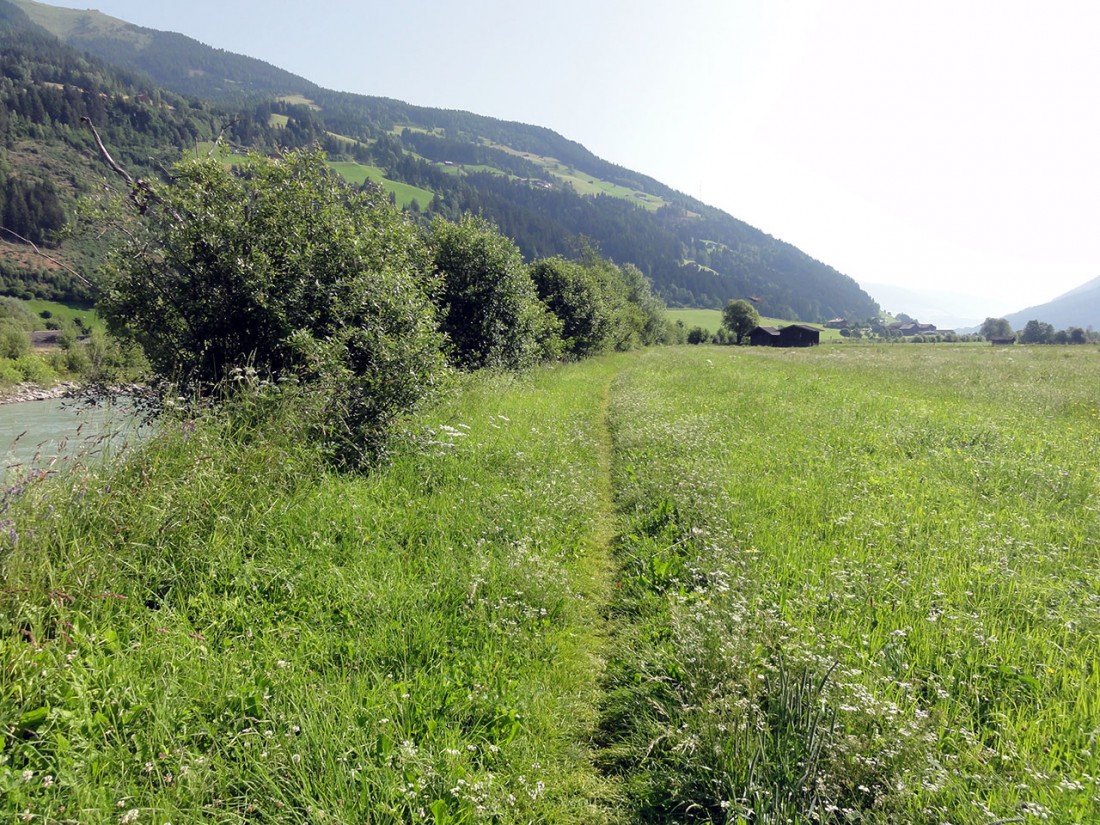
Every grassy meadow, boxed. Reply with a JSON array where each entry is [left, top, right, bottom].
[[666, 309, 844, 341], [19, 299, 102, 335], [327, 162, 436, 209], [2, 345, 1099, 822]]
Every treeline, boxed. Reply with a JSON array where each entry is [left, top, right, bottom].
[[0, 258, 93, 303], [0, 170, 65, 245], [102, 149, 669, 467], [0, 31, 322, 163], [1017, 319, 1094, 345]]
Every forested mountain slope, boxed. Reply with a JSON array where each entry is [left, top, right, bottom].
[[2, 0, 878, 321]]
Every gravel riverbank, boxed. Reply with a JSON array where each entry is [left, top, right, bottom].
[[0, 382, 80, 405]]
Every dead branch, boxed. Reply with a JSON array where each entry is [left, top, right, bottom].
[[81, 116, 182, 223], [208, 117, 240, 157], [0, 225, 93, 287]]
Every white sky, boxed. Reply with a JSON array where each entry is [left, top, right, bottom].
[[34, 0, 1100, 314]]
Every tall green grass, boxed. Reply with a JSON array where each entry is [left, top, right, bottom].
[[1, 361, 627, 822], [4, 345, 1098, 823], [600, 345, 1100, 822]]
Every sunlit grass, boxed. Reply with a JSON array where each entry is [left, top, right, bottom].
[[328, 161, 435, 209], [1, 361, 627, 822], [601, 345, 1100, 822], [3, 345, 1098, 822]]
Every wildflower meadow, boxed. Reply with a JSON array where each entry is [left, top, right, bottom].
[[2, 344, 1098, 823]]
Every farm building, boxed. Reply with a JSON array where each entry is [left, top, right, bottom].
[[989, 335, 1016, 345], [749, 325, 780, 346], [778, 324, 821, 347], [748, 324, 821, 348]]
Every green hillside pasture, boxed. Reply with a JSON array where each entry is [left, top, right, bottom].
[[325, 131, 369, 149], [546, 165, 667, 211], [188, 149, 434, 210], [190, 142, 252, 166], [392, 125, 445, 137], [0, 360, 626, 822], [667, 307, 723, 331], [329, 161, 435, 209], [450, 163, 507, 177], [602, 345, 1100, 822], [482, 140, 667, 211], [16, 0, 147, 45], [20, 298, 102, 334], [276, 94, 320, 110]]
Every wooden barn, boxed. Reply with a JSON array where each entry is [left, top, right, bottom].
[[778, 324, 821, 348], [749, 324, 822, 348], [749, 325, 780, 346]]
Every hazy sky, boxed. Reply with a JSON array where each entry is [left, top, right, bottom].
[[35, 0, 1100, 314]]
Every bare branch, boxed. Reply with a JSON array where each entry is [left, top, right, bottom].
[[80, 116, 135, 187], [208, 117, 240, 157], [0, 225, 93, 287], [81, 117, 182, 223]]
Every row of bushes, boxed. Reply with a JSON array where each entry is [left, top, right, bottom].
[[100, 148, 669, 467]]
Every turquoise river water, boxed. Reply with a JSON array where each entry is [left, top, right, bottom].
[[1, 397, 145, 480]]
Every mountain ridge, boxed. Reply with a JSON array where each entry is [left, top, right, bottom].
[[2, 0, 880, 321], [1002, 279, 1100, 331]]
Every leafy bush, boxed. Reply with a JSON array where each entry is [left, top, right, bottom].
[[686, 325, 710, 344], [12, 354, 56, 383], [0, 297, 34, 326], [0, 358, 21, 385], [530, 256, 613, 358], [429, 215, 554, 370], [0, 320, 30, 359], [100, 149, 445, 467]]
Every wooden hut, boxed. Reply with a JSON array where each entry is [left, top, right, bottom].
[[749, 325, 780, 347], [778, 324, 821, 348]]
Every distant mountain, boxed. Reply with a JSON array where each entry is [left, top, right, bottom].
[[1003, 276, 1100, 331], [2, 0, 880, 321], [859, 281, 1006, 330], [13, 0, 318, 101]]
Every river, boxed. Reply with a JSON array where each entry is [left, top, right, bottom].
[[1, 396, 147, 480]]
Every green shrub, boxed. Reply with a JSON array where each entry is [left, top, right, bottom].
[[429, 215, 553, 370], [0, 321, 30, 359], [52, 344, 89, 375], [530, 256, 614, 358], [13, 354, 56, 383], [100, 149, 445, 467], [0, 358, 22, 385]]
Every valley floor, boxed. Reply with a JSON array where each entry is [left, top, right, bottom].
[[2, 345, 1099, 823]]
